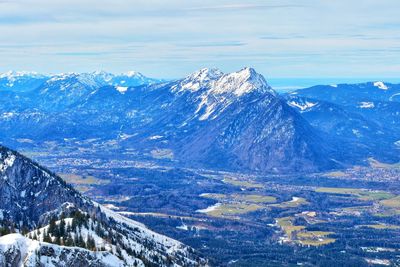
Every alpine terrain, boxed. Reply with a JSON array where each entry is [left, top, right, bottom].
[[0, 144, 206, 266]]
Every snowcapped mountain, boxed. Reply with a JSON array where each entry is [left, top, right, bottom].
[[0, 145, 206, 266], [0, 70, 161, 95], [0, 71, 49, 92], [151, 67, 337, 172]]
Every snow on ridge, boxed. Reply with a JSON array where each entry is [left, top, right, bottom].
[[0, 152, 16, 172], [374, 81, 388, 90], [359, 102, 375, 108], [288, 100, 317, 111], [211, 67, 275, 96], [116, 86, 128, 94], [0, 71, 45, 79], [180, 67, 277, 121], [95, 203, 183, 249], [125, 71, 145, 78], [173, 68, 224, 92]]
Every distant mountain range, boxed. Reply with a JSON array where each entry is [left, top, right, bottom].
[[286, 82, 400, 163], [0, 144, 205, 266], [0, 69, 398, 173], [0, 71, 162, 92]]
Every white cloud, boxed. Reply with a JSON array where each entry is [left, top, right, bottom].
[[0, 0, 399, 78]]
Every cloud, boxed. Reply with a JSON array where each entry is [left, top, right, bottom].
[[0, 0, 398, 79], [184, 3, 302, 12]]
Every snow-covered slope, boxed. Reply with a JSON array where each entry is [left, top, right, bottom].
[[0, 144, 206, 266], [0, 233, 126, 267]]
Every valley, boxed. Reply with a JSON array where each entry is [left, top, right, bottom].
[[20, 144, 400, 266]]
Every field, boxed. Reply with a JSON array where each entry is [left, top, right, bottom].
[[59, 173, 110, 192], [380, 196, 400, 208], [315, 187, 394, 201], [201, 193, 276, 203], [277, 217, 336, 246], [270, 197, 308, 208], [368, 158, 400, 169], [203, 203, 263, 218], [222, 177, 264, 189], [361, 224, 400, 230]]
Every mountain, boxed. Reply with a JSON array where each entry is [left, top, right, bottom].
[[0, 144, 206, 266], [152, 67, 338, 172], [110, 71, 163, 87], [286, 82, 400, 163], [0, 71, 49, 92]]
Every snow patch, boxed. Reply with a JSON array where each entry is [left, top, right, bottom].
[[288, 101, 317, 111], [116, 86, 128, 94], [374, 81, 388, 90], [196, 203, 221, 213], [359, 102, 374, 108], [394, 140, 400, 148], [148, 135, 163, 140]]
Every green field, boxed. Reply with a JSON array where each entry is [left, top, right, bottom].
[[222, 177, 264, 189], [276, 217, 336, 246], [315, 187, 394, 201], [205, 203, 263, 218], [360, 224, 400, 230], [322, 171, 346, 177], [380, 196, 400, 208], [271, 197, 308, 208], [60, 173, 110, 192], [201, 193, 276, 204]]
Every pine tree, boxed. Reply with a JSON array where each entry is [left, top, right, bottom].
[[48, 217, 57, 236], [59, 218, 66, 237], [43, 230, 52, 243]]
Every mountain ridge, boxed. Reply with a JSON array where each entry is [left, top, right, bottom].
[[0, 144, 207, 266]]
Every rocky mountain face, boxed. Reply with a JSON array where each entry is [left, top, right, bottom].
[[0, 144, 206, 266], [0, 146, 89, 229]]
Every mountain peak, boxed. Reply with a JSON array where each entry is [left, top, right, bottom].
[[190, 68, 224, 81], [173, 67, 224, 92], [211, 67, 275, 96], [125, 70, 144, 77]]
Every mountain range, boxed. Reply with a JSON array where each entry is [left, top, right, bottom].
[[286, 82, 400, 163]]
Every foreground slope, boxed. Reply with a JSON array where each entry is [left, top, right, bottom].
[[0, 145, 206, 266]]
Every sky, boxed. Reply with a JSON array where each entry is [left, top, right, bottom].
[[0, 0, 399, 82]]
